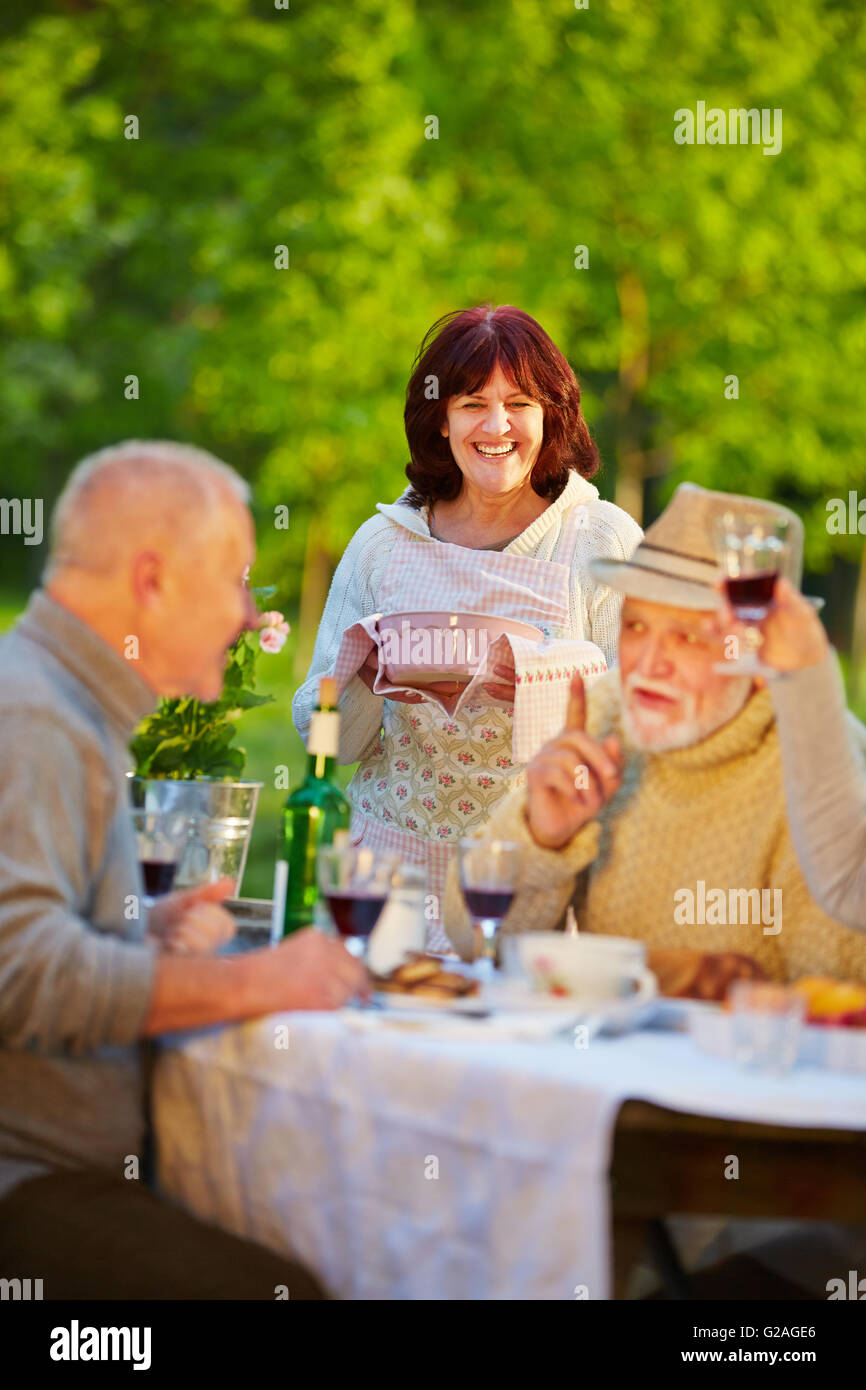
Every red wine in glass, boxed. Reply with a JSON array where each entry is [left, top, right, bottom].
[[725, 572, 778, 622], [462, 887, 515, 921], [325, 892, 388, 941], [140, 859, 178, 897]]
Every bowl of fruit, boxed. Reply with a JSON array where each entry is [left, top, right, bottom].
[[791, 977, 866, 1028]]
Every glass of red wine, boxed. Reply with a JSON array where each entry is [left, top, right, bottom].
[[316, 844, 399, 961], [713, 511, 792, 676], [130, 809, 193, 912], [458, 838, 522, 977]]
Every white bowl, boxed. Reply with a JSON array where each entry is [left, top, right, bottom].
[[690, 1007, 866, 1073]]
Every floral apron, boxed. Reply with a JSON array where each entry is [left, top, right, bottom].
[[348, 506, 586, 951]]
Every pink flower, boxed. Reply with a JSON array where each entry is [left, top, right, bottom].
[[257, 610, 290, 635], [259, 626, 287, 653]]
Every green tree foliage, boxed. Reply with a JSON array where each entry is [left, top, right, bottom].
[[1, 0, 864, 648]]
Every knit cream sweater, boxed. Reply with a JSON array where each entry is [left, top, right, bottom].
[[444, 670, 866, 984]]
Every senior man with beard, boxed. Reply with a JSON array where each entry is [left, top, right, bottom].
[[444, 483, 866, 988], [0, 441, 367, 1300]]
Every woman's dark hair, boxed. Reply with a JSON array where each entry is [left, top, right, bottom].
[[403, 305, 600, 509]]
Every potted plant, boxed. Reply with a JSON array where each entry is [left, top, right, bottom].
[[129, 597, 290, 895]]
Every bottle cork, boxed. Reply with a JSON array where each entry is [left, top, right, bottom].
[[318, 675, 338, 707]]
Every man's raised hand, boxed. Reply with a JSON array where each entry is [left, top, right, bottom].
[[525, 673, 623, 849]]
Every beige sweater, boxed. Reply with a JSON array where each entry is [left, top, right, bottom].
[[444, 670, 866, 984], [0, 593, 158, 1199], [770, 654, 866, 931]]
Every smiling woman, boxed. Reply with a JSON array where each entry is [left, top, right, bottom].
[[405, 305, 600, 517], [292, 304, 643, 949]]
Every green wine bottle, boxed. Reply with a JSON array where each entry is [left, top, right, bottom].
[[280, 676, 351, 936]]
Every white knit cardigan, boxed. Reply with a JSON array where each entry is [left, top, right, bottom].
[[293, 471, 643, 763]]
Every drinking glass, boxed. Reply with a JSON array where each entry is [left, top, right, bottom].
[[130, 809, 193, 911], [729, 981, 806, 1076], [713, 511, 791, 676], [316, 845, 398, 960], [458, 838, 522, 977]]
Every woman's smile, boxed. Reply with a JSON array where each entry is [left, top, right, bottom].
[[439, 363, 545, 496], [472, 441, 518, 458]]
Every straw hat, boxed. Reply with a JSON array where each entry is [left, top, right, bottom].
[[590, 482, 804, 611]]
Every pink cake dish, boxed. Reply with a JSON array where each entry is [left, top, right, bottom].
[[376, 610, 544, 686]]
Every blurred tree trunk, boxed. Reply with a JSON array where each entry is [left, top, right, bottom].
[[293, 513, 332, 686], [613, 270, 650, 526]]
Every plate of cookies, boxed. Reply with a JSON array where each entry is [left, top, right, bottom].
[[372, 953, 487, 1014]]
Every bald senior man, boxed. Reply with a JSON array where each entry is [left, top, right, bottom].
[[0, 440, 366, 1300]]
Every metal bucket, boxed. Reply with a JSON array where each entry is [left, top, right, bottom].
[[129, 777, 263, 895]]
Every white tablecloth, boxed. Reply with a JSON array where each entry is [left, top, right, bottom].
[[153, 1014, 866, 1301]]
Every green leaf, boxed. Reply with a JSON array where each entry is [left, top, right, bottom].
[[225, 688, 274, 711], [201, 746, 246, 778]]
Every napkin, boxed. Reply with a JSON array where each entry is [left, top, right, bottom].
[[331, 616, 606, 763]]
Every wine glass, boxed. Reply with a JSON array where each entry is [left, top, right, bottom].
[[458, 838, 522, 978], [316, 844, 398, 961], [713, 511, 791, 676], [130, 809, 193, 912]]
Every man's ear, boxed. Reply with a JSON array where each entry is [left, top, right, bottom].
[[753, 675, 767, 691], [130, 550, 163, 606]]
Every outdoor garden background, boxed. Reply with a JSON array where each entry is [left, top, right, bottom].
[[1, 0, 864, 897]]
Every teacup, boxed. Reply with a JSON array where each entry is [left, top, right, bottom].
[[507, 932, 654, 1005]]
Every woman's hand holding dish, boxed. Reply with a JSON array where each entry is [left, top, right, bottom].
[[357, 649, 468, 703]]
